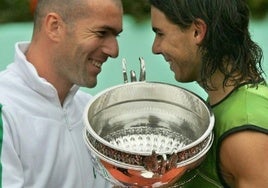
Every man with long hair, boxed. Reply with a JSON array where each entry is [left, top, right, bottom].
[[149, 0, 268, 187]]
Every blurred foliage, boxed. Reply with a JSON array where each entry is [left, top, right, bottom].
[[247, 0, 268, 19], [0, 0, 268, 23], [0, 0, 33, 23], [122, 0, 150, 22]]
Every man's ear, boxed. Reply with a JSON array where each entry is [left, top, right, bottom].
[[44, 13, 64, 42], [193, 18, 207, 45]]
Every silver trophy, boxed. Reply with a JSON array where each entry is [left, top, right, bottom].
[[83, 58, 214, 187]]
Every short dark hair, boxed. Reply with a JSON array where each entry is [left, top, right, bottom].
[[149, 0, 265, 90], [34, 0, 91, 31]]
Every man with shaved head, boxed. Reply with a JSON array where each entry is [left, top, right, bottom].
[[0, 0, 123, 187]]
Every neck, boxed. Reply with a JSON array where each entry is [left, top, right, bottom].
[[200, 70, 236, 105], [206, 85, 235, 105], [26, 41, 72, 106]]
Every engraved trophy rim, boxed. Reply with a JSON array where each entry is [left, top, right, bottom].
[[83, 81, 215, 187], [83, 81, 214, 153]]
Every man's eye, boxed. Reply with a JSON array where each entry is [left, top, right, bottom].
[[155, 32, 164, 37], [96, 31, 107, 37]]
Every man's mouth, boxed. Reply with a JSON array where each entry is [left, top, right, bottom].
[[91, 60, 102, 69], [167, 61, 175, 71], [167, 60, 173, 67]]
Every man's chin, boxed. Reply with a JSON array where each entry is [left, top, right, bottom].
[[89, 82, 97, 88], [175, 76, 194, 83], [82, 80, 97, 89]]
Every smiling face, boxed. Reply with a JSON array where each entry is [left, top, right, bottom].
[[151, 6, 202, 83], [55, 0, 123, 88]]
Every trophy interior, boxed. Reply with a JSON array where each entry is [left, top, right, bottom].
[[83, 82, 214, 187]]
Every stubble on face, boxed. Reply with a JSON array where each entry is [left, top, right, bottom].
[[55, 0, 123, 88], [151, 7, 201, 83]]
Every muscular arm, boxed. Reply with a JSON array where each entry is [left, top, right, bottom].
[[219, 130, 268, 188]]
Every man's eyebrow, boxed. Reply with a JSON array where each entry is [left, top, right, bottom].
[[102, 25, 123, 35]]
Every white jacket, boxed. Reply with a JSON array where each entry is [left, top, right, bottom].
[[0, 42, 113, 188]]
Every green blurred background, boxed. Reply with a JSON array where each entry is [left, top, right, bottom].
[[1, 0, 268, 99], [1, 0, 268, 23]]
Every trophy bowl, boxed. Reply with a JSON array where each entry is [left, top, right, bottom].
[[83, 82, 214, 187]]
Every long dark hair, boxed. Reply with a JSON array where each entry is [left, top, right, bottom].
[[149, 0, 265, 90]]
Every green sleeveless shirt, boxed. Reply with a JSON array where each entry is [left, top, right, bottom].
[[174, 82, 268, 188]]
